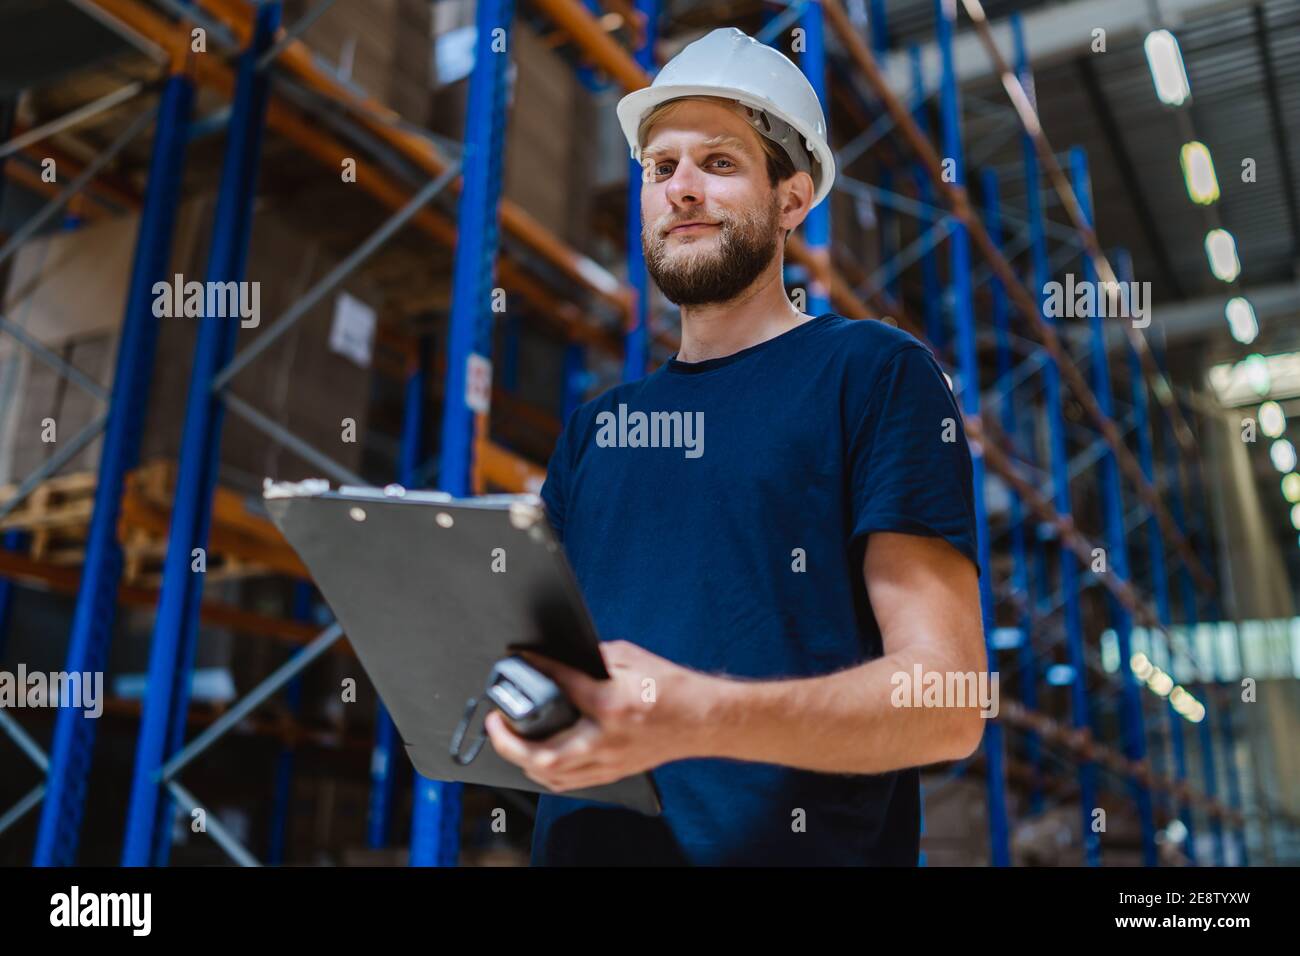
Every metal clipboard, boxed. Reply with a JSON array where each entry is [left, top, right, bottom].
[[263, 480, 662, 817]]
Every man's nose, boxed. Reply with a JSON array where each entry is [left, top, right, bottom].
[[665, 161, 705, 207]]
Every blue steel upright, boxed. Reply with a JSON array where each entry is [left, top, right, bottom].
[[267, 582, 312, 864], [420, 0, 516, 867], [796, 0, 831, 318], [1070, 150, 1156, 865], [909, 46, 944, 357], [623, 0, 658, 383], [574, 0, 609, 93], [981, 167, 1043, 816], [868, 0, 889, 54], [32, 72, 195, 866], [365, 341, 432, 849], [120, 5, 280, 867], [1157, 349, 1223, 867], [1014, 22, 1100, 867], [0, 531, 27, 662], [364, 341, 430, 850], [878, 166, 901, 304], [563, 344, 588, 419], [1118, 251, 1193, 857], [936, 0, 1009, 867], [1184, 405, 1248, 865]]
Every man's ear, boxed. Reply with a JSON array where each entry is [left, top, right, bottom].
[[778, 171, 816, 233]]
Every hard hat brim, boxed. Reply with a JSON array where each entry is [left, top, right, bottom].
[[617, 83, 836, 210]]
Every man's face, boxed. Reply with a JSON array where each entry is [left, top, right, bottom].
[[639, 98, 784, 307]]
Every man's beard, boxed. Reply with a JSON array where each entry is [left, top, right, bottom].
[[642, 192, 782, 307]]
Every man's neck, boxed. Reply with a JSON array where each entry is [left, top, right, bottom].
[[674, 259, 814, 364]]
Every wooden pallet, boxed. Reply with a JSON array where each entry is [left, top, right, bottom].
[[0, 459, 308, 586], [0, 471, 98, 563]]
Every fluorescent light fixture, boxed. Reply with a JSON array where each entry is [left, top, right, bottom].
[[1260, 400, 1287, 438], [1272, 438, 1298, 473], [1145, 30, 1191, 106], [1226, 296, 1258, 344], [1180, 141, 1219, 204], [1206, 351, 1300, 406], [1291, 503, 1300, 531], [1245, 353, 1270, 396], [1283, 473, 1300, 502], [1205, 228, 1241, 282]]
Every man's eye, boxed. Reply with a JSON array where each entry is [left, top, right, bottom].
[[712, 158, 735, 169], [655, 163, 673, 177]]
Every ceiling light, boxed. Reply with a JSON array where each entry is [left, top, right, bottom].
[[1226, 297, 1258, 344], [1271, 438, 1297, 473], [1180, 141, 1219, 204], [1145, 30, 1191, 106], [1260, 401, 1286, 438], [1245, 353, 1270, 396], [1205, 229, 1241, 282], [1206, 351, 1300, 406]]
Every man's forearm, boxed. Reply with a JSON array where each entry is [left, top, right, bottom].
[[688, 648, 987, 775]]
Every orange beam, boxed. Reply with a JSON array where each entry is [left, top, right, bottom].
[[23, 140, 143, 212], [1, 128, 143, 220], [3, 162, 100, 220], [3, 162, 112, 222], [527, 0, 648, 89]]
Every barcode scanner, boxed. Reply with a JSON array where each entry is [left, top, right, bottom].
[[450, 655, 580, 766]]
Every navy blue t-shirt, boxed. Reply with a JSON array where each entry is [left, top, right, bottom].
[[530, 313, 980, 866]]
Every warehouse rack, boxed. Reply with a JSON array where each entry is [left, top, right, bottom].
[[0, 0, 1288, 866]]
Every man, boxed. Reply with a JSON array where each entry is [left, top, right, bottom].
[[485, 27, 988, 865]]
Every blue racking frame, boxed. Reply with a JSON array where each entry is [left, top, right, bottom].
[[0, 0, 1287, 868]]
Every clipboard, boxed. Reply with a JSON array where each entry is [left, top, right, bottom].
[[262, 479, 662, 816]]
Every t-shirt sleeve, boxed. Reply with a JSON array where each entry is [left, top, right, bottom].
[[540, 407, 579, 544], [848, 344, 981, 576]]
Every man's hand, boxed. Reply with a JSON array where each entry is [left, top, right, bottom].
[[484, 640, 717, 793], [487, 532, 985, 784]]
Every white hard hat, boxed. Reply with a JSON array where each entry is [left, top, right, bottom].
[[617, 27, 836, 209]]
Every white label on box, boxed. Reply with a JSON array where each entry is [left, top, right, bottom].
[[466, 352, 492, 413], [329, 292, 377, 368]]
